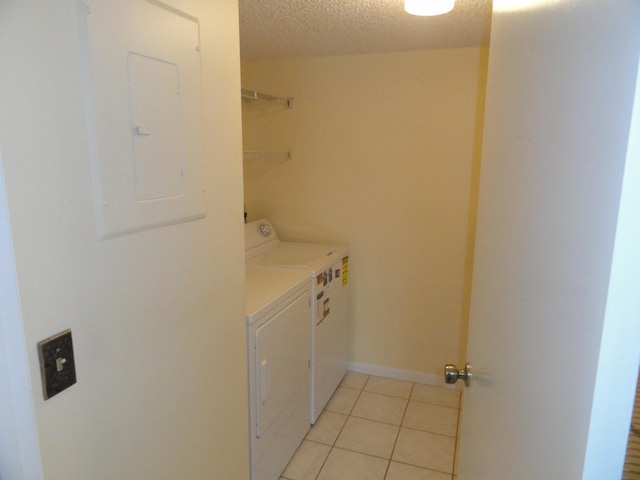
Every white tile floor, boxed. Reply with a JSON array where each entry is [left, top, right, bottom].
[[280, 372, 461, 480]]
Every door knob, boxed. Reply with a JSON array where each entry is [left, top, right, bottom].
[[444, 362, 472, 387]]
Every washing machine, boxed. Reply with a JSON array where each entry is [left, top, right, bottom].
[[245, 265, 311, 480], [246, 219, 350, 424]]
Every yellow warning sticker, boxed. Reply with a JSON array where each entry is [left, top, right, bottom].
[[342, 256, 349, 286]]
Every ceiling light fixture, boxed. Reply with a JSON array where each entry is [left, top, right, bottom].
[[404, 0, 455, 16]]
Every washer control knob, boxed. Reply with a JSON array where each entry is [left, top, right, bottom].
[[258, 223, 271, 237]]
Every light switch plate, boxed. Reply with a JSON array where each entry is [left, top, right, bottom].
[[37, 329, 76, 400]]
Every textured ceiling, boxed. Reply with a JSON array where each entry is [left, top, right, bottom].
[[239, 0, 492, 60]]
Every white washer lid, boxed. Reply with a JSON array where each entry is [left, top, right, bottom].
[[245, 266, 309, 322], [246, 242, 349, 271]]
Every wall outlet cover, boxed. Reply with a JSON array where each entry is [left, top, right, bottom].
[[37, 329, 77, 400]]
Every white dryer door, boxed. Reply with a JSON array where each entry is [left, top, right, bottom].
[[255, 291, 311, 439]]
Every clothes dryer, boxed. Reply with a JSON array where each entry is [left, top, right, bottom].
[[246, 219, 350, 424], [245, 265, 311, 480]]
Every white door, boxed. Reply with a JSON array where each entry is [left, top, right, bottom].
[[456, 1, 640, 478]]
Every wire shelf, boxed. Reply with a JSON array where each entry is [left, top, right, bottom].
[[241, 88, 294, 108]]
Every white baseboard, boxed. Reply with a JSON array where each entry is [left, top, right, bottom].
[[347, 361, 461, 390]]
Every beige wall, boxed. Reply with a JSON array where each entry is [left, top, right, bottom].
[[0, 0, 248, 478], [242, 47, 488, 378]]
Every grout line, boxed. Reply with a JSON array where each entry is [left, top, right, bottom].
[[451, 390, 463, 480], [312, 373, 369, 479], [329, 445, 395, 462], [398, 424, 458, 439], [390, 459, 454, 477], [383, 381, 415, 479]]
